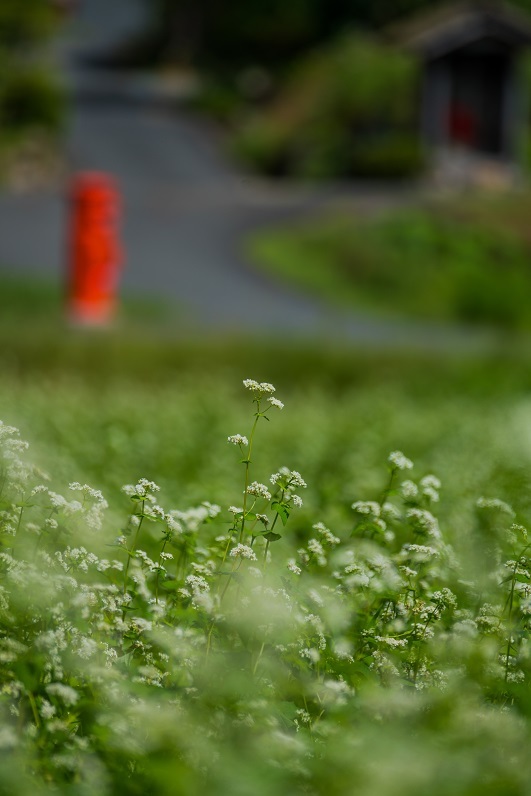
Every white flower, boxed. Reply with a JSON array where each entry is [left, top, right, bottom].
[[352, 500, 381, 517], [228, 434, 249, 446], [229, 544, 257, 561], [267, 397, 284, 410], [476, 497, 515, 517], [401, 480, 418, 500], [243, 379, 276, 394], [313, 522, 340, 546], [421, 475, 441, 490], [246, 482, 272, 501], [46, 683, 79, 707], [287, 560, 302, 575], [388, 451, 413, 471]]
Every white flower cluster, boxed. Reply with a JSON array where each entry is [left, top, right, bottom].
[[228, 434, 249, 446], [388, 451, 414, 471], [243, 379, 276, 394], [270, 467, 307, 488], [246, 482, 272, 501], [476, 497, 515, 517], [229, 544, 257, 561], [352, 500, 381, 517], [313, 522, 340, 547]]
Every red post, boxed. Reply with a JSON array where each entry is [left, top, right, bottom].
[[67, 172, 123, 326]]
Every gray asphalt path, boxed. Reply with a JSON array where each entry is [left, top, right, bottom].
[[0, 0, 500, 349]]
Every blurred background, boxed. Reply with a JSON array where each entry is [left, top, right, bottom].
[[5, 0, 531, 340], [2, 0, 531, 534]]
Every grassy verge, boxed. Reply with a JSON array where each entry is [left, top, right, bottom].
[[248, 191, 531, 329]]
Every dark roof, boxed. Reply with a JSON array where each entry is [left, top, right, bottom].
[[389, 1, 531, 58]]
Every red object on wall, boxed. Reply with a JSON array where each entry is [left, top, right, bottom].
[[67, 172, 123, 325]]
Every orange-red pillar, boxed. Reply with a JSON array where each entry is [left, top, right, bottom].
[[67, 172, 123, 325]]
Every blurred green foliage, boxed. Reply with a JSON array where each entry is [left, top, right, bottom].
[[0, 0, 56, 50], [0, 0, 64, 159], [232, 35, 424, 179], [0, 69, 64, 134], [147, 0, 531, 67], [250, 192, 531, 328]]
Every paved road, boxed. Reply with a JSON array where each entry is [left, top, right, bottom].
[[0, 0, 499, 349]]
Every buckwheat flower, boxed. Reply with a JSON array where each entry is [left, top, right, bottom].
[[300, 647, 320, 663], [406, 508, 441, 539], [229, 544, 257, 561], [476, 497, 515, 517], [256, 513, 269, 526], [352, 500, 381, 517], [401, 480, 418, 500], [432, 588, 457, 608], [160, 551, 173, 561], [48, 492, 68, 509], [388, 450, 413, 470], [287, 560, 302, 575], [313, 522, 340, 546], [228, 434, 249, 446], [259, 382, 276, 393], [382, 502, 401, 520], [270, 468, 286, 485], [204, 502, 221, 518], [229, 506, 243, 515], [248, 566, 262, 579], [166, 516, 183, 534], [267, 397, 284, 410], [243, 379, 261, 391], [402, 543, 439, 559], [289, 471, 306, 488], [374, 636, 408, 649], [46, 683, 79, 707], [421, 475, 441, 491], [291, 495, 303, 508], [40, 700, 56, 720], [246, 482, 272, 501]]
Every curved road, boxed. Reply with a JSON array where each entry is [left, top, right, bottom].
[[0, 0, 498, 349]]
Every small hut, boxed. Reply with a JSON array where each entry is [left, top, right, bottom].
[[392, 1, 531, 177]]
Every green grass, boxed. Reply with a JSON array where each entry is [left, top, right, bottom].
[[248, 191, 531, 329]]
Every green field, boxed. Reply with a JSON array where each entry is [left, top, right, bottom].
[[249, 191, 531, 330], [3, 276, 531, 795]]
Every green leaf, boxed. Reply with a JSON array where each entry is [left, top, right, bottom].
[[161, 580, 181, 592], [263, 531, 282, 542], [272, 501, 290, 526]]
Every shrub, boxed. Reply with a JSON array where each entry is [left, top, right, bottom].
[[0, 0, 57, 50], [232, 34, 423, 179], [0, 69, 65, 133]]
